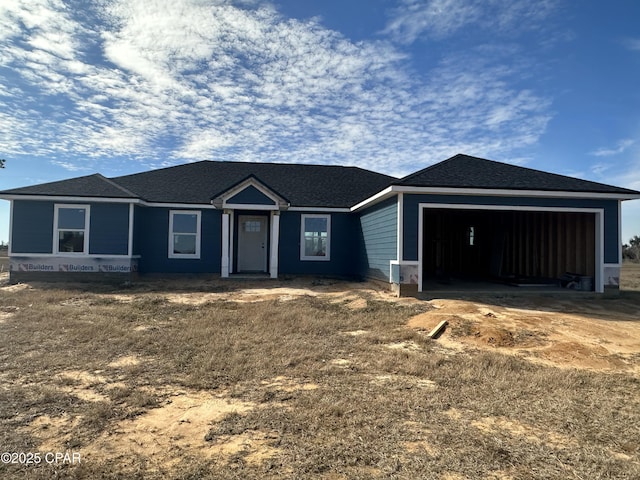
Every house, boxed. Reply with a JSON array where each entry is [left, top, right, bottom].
[[2, 154, 639, 294]]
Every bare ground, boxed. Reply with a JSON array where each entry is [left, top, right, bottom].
[[0, 266, 638, 479]]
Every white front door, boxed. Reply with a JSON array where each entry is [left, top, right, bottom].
[[237, 215, 268, 272]]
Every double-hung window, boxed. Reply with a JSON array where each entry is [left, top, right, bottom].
[[300, 214, 330, 261], [169, 210, 201, 259], [54, 204, 90, 254]]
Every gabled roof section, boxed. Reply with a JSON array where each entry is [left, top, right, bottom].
[[395, 154, 640, 195], [0, 173, 139, 199], [211, 174, 289, 209], [112, 161, 395, 208]]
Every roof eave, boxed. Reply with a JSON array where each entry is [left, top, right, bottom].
[[389, 185, 640, 199], [0, 193, 142, 203]]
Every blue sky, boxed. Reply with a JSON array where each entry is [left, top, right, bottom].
[[1, 0, 639, 243]]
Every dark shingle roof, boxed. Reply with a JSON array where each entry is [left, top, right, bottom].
[[396, 154, 640, 195], [3, 156, 637, 206], [111, 161, 395, 208], [0, 173, 137, 198]]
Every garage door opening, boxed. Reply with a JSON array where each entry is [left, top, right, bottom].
[[420, 208, 598, 291]]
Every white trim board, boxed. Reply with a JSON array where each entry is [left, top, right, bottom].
[[416, 203, 605, 294], [10, 253, 140, 259], [351, 185, 640, 212]]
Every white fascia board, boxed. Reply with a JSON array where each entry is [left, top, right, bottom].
[[222, 203, 279, 211], [0, 195, 223, 210], [143, 201, 218, 209], [220, 178, 284, 204], [288, 206, 351, 212], [350, 186, 395, 212], [419, 203, 603, 213], [0, 194, 142, 204], [391, 185, 640, 200]]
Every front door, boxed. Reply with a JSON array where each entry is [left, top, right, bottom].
[[237, 215, 268, 272]]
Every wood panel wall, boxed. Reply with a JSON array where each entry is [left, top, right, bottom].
[[502, 211, 595, 278], [422, 209, 596, 281]]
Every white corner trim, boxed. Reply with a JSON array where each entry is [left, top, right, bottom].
[[7, 200, 13, 256], [397, 193, 403, 263], [270, 212, 280, 278], [127, 203, 134, 257], [221, 213, 230, 278]]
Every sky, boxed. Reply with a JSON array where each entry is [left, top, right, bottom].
[[1, 0, 639, 244]]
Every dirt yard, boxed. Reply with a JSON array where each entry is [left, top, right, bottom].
[[0, 265, 639, 479]]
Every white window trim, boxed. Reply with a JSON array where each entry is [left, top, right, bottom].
[[168, 210, 201, 259], [53, 204, 90, 255], [300, 214, 331, 261]]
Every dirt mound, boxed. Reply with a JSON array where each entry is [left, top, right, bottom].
[[407, 298, 640, 374]]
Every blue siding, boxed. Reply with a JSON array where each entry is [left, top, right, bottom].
[[136, 207, 222, 273], [11, 201, 54, 253], [227, 185, 276, 205], [89, 203, 130, 255], [11, 200, 132, 255], [402, 194, 620, 264], [278, 212, 358, 276], [358, 197, 397, 281]]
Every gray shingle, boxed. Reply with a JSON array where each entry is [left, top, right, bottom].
[[0, 173, 137, 198], [395, 154, 639, 194], [111, 161, 395, 207]]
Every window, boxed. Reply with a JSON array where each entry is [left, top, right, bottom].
[[468, 226, 475, 246], [244, 220, 261, 232], [169, 210, 201, 259], [55, 204, 90, 254], [300, 214, 330, 261]]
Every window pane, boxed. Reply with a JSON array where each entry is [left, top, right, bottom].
[[59, 231, 85, 252], [173, 214, 198, 233], [304, 217, 327, 233], [304, 234, 327, 257], [58, 208, 86, 229], [173, 234, 196, 255], [244, 220, 261, 232]]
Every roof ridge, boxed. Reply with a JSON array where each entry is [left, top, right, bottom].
[[394, 153, 463, 183], [95, 173, 140, 198]]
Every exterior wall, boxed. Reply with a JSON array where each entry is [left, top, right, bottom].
[[11, 200, 131, 256], [402, 194, 620, 264], [226, 185, 275, 205], [357, 197, 397, 281], [278, 211, 358, 276], [135, 206, 222, 274], [89, 203, 130, 255], [11, 201, 54, 253]]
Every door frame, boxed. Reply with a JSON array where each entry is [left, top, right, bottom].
[[235, 213, 269, 273]]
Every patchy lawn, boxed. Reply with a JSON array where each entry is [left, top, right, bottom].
[[0, 273, 639, 479]]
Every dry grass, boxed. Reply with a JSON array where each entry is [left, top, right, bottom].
[[0, 277, 638, 479], [0, 250, 8, 273]]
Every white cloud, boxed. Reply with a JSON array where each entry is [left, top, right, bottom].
[[623, 38, 640, 52], [383, 0, 557, 44], [590, 139, 635, 157], [0, 0, 553, 175]]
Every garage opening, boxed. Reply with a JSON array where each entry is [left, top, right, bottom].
[[421, 208, 597, 291]]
